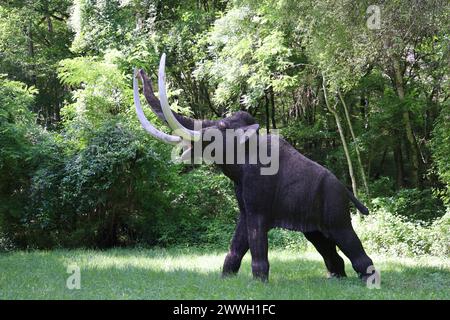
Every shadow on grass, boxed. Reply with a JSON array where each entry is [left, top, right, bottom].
[[0, 249, 448, 299]]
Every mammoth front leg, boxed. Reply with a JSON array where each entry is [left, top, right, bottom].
[[222, 215, 249, 276], [223, 183, 249, 276], [247, 214, 270, 282]]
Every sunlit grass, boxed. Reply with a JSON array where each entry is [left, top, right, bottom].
[[0, 248, 448, 300]]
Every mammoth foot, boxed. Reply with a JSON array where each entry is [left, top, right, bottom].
[[327, 271, 347, 279], [253, 273, 269, 283], [221, 270, 238, 278], [222, 252, 243, 276]]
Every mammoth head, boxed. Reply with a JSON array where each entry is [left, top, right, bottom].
[[179, 116, 260, 164], [133, 54, 260, 164]]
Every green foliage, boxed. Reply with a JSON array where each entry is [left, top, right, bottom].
[[69, 0, 142, 54], [136, 166, 237, 248], [1, 0, 449, 255], [196, 5, 296, 108], [355, 209, 450, 257], [0, 77, 42, 241], [4, 118, 176, 248], [371, 189, 446, 223], [0, 1, 73, 128], [431, 103, 450, 205], [268, 229, 307, 251], [368, 177, 396, 198]]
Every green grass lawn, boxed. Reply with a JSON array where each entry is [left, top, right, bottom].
[[0, 247, 448, 299]]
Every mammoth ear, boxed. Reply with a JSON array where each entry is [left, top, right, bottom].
[[237, 123, 259, 145]]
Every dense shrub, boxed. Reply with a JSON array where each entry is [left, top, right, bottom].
[[0, 231, 14, 252], [431, 103, 450, 205], [2, 118, 180, 248], [371, 188, 445, 223], [140, 166, 238, 248], [354, 207, 450, 257], [269, 229, 308, 251], [0, 77, 49, 248], [368, 176, 396, 198]]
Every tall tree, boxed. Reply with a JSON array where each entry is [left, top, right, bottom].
[[0, 0, 73, 129]]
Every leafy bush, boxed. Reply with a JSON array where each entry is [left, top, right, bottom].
[[355, 189, 448, 257], [140, 166, 238, 248], [0, 231, 14, 252], [0, 77, 47, 247], [368, 176, 396, 198], [269, 229, 307, 251], [427, 212, 450, 256], [371, 188, 445, 223], [354, 207, 449, 257], [431, 103, 450, 206], [1, 116, 179, 248]]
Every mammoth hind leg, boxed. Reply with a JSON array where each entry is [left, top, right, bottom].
[[304, 231, 347, 278], [329, 227, 374, 280]]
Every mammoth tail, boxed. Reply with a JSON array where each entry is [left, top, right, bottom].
[[347, 189, 369, 215]]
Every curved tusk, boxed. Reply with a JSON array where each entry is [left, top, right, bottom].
[[158, 53, 201, 142], [134, 68, 181, 145]]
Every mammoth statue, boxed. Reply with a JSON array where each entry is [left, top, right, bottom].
[[133, 54, 375, 283]]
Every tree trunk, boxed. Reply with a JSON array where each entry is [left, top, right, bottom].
[[373, 146, 388, 179], [393, 59, 420, 187], [269, 86, 277, 129], [338, 90, 369, 195], [27, 22, 36, 86], [46, 16, 53, 33], [322, 75, 358, 196], [394, 141, 405, 189], [264, 92, 270, 133]]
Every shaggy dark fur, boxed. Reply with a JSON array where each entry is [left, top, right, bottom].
[[138, 70, 374, 282]]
